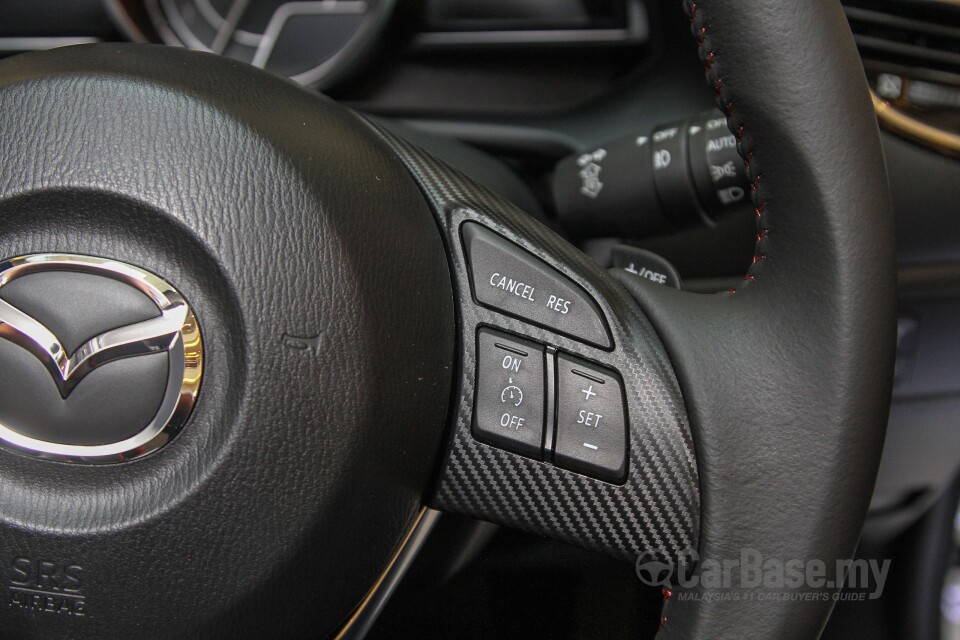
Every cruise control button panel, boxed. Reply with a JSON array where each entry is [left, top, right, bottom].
[[471, 328, 629, 483], [554, 353, 627, 483], [473, 328, 546, 459], [461, 222, 612, 349]]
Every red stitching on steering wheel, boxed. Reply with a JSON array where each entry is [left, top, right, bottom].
[[686, 0, 768, 293]]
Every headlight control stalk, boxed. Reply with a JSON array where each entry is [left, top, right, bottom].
[[553, 110, 752, 238]]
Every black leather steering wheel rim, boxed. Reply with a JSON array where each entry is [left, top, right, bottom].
[[619, 0, 898, 636]]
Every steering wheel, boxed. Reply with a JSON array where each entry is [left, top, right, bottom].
[[0, 0, 895, 638]]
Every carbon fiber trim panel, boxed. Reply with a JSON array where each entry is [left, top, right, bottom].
[[370, 121, 700, 560]]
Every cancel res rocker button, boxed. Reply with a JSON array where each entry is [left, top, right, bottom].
[[461, 222, 612, 349]]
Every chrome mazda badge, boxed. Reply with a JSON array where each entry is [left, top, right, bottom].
[[0, 255, 202, 462]]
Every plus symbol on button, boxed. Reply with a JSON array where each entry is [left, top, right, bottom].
[[581, 385, 596, 400]]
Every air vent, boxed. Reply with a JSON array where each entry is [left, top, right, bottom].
[[411, 0, 648, 50], [842, 1, 960, 157], [844, 2, 960, 76]]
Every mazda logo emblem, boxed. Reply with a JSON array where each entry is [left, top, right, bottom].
[[0, 255, 203, 462]]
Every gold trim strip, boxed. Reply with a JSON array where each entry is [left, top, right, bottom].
[[335, 507, 441, 639], [872, 89, 960, 157]]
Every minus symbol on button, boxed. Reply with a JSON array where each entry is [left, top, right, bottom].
[[583, 443, 599, 451]]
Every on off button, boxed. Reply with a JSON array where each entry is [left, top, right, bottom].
[[472, 328, 546, 459]]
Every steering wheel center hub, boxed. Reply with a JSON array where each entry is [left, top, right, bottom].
[[0, 44, 454, 639]]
